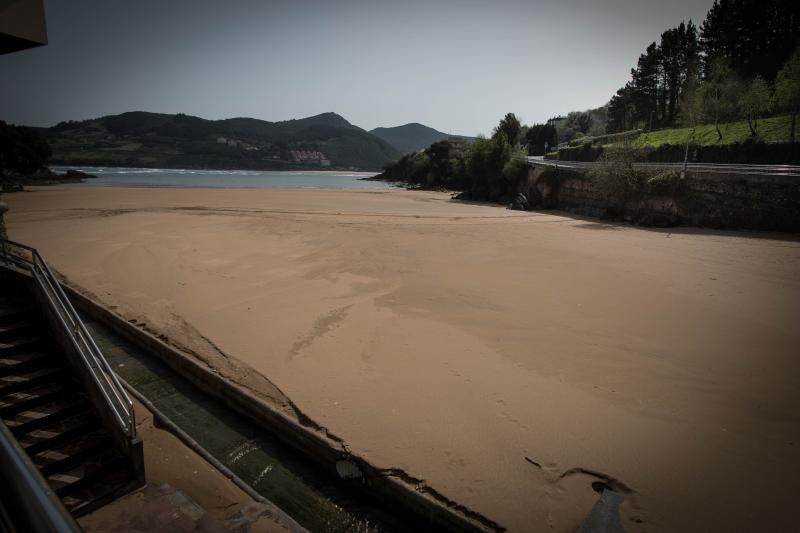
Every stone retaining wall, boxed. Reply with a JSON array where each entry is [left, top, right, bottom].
[[523, 166, 800, 231]]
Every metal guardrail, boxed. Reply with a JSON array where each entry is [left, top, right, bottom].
[[525, 157, 800, 177], [0, 238, 135, 439]]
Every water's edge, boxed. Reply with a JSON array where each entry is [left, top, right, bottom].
[[50, 166, 389, 190]]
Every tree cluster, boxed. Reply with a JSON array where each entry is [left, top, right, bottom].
[[607, 0, 799, 136], [0, 121, 52, 176], [680, 50, 800, 142], [525, 122, 557, 156], [380, 113, 528, 202], [608, 21, 699, 132]]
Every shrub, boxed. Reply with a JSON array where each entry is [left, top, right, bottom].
[[465, 134, 515, 200], [502, 155, 529, 184], [588, 145, 648, 214], [647, 170, 687, 196], [645, 140, 800, 164], [557, 143, 604, 162], [0, 121, 52, 175]]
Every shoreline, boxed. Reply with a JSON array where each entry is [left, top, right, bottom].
[[51, 164, 378, 176], [22, 166, 393, 191], [60, 183, 396, 190], [18, 183, 800, 241], [49, 162, 382, 174], [1, 168, 97, 191]]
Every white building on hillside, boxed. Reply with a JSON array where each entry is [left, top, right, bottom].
[[289, 150, 331, 167]]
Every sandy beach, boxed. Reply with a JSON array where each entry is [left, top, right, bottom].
[[5, 186, 800, 532]]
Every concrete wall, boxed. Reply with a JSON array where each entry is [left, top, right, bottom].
[[524, 166, 800, 232]]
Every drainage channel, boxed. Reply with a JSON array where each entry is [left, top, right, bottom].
[[82, 315, 412, 532]]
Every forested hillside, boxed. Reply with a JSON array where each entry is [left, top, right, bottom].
[[609, 0, 798, 136], [44, 111, 400, 171], [526, 0, 799, 153]]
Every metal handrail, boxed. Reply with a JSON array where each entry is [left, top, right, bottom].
[[0, 420, 82, 533], [0, 238, 135, 438]]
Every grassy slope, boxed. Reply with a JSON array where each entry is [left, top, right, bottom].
[[633, 114, 794, 147]]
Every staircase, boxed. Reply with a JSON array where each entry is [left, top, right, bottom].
[[0, 292, 141, 517]]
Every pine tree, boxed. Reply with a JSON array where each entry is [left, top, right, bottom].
[[607, 84, 635, 133], [658, 21, 699, 125], [701, 0, 800, 80], [630, 42, 661, 128]]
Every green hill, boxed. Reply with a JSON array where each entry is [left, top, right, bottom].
[[370, 123, 474, 153], [631, 115, 795, 148], [44, 111, 400, 171], [554, 114, 799, 164]]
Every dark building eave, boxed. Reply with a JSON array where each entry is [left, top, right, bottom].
[[0, 32, 44, 55], [0, 0, 48, 55]]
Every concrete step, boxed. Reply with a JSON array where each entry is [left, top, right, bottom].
[[0, 351, 51, 378], [7, 398, 91, 436]]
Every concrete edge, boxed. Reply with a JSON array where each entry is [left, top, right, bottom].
[[63, 284, 502, 533]]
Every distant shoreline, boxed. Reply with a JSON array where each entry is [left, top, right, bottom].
[[42, 165, 392, 190], [51, 164, 377, 176], [50, 163, 378, 175]]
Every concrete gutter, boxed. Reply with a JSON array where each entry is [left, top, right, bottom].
[[63, 284, 502, 533], [119, 376, 308, 533]]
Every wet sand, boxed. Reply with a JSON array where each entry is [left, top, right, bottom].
[[6, 186, 800, 532]]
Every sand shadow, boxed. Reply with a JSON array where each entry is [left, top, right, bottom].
[[448, 197, 800, 243], [568, 215, 800, 242]]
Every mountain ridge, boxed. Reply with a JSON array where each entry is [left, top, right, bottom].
[[44, 111, 400, 171], [370, 123, 475, 153]]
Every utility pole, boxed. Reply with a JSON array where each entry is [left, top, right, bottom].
[[554, 130, 559, 161], [682, 128, 694, 178]]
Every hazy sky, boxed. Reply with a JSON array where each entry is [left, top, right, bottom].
[[1, 0, 712, 136]]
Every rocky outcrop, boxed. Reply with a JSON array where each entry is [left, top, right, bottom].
[[0, 167, 96, 191]]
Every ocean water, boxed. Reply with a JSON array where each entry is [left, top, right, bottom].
[[51, 166, 391, 190]]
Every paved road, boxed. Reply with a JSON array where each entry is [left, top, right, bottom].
[[525, 156, 800, 177]]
